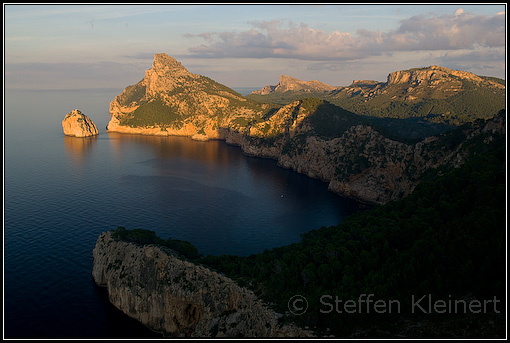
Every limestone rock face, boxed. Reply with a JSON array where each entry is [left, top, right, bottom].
[[105, 54, 506, 205], [219, 111, 506, 205], [107, 53, 266, 139], [386, 65, 504, 89], [331, 65, 505, 114], [62, 109, 98, 137], [92, 231, 314, 338]]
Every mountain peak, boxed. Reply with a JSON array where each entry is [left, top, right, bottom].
[[279, 74, 299, 83], [252, 75, 336, 95], [151, 53, 190, 74], [386, 65, 503, 89]]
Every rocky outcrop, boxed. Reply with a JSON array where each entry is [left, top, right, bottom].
[[107, 53, 268, 141], [386, 65, 505, 89], [92, 231, 314, 338], [105, 54, 506, 205], [330, 65, 505, 109], [62, 109, 98, 137], [220, 110, 506, 205], [252, 75, 337, 95]]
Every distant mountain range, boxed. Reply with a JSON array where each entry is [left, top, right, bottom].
[[107, 53, 505, 205], [248, 65, 505, 126], [251, 74, 337, 95]]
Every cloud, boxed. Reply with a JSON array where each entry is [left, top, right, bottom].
[[432, 47, 506, 76], [395, 12, 505, 50], [439, 48, 505, 63], [184, 11, 505, 62]]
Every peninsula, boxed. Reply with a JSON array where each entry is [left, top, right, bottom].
[[106, 53, 505, 205], [92, 229, 313, 338], [97, 54, 506, 338]]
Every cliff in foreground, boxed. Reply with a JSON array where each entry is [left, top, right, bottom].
[[92, 230, 313, 338]]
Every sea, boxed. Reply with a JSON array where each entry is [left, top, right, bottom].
[[3, 87, 360, 338]]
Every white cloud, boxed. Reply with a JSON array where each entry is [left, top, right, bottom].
[[184, 11, 505, 62]]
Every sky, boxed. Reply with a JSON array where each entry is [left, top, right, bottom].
[[3, 3, 507, 90]]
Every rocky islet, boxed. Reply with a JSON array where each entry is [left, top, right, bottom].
[[62, 109, 99, 138]]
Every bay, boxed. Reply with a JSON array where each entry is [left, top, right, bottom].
[[4, 88, 359, 338]]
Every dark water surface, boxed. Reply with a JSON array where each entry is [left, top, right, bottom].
[[4, 88, 359, 338]]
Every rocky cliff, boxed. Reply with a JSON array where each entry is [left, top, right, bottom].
[[62, 109, 98, 137], [106, 54, 505, 205], [107, 53, 270, 141], [222, 103, 505, 205], [386, 65, 504, 89], [367, 65, 505, 103], [248, 65, 505, 126], [92, 231, 313, 338], [327, 65, 505, 124], [251, 75, 337, 95]]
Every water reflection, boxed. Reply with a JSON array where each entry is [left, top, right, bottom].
[[105, 132, 319, 199], [103, 132, 360, 256], [64, 135, 98, 168], [106, 132, 243, 165]]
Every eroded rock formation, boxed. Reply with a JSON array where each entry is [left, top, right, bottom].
[[92, 231, 314, 338], [62, 109, 99, 137], [105, 54, 506, 205], [107, 53, 268, 140]]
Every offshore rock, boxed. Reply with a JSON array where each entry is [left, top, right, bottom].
[[62, 109, 99, 137], [92, 231, 314, 338]]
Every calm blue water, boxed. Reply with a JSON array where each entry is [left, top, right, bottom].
[[4, 88, 359, 338]]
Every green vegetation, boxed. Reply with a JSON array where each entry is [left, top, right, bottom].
[[123, 98, 182, 127], [117, 73, 272, 130], [328, 86, 505, 125], [199, 126, 506, 337], [109, 61, 505, 337], [245, 95, 454, 143], [112, 227, 200, 260], [247, 91, 323, 106], [246, 76, 505, 128], [290, 98, 452, 143], [110, 116, 505, 337], [300, 98, 367, 139]]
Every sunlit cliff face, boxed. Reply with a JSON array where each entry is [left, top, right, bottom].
[[62, 109, 99, 138]]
